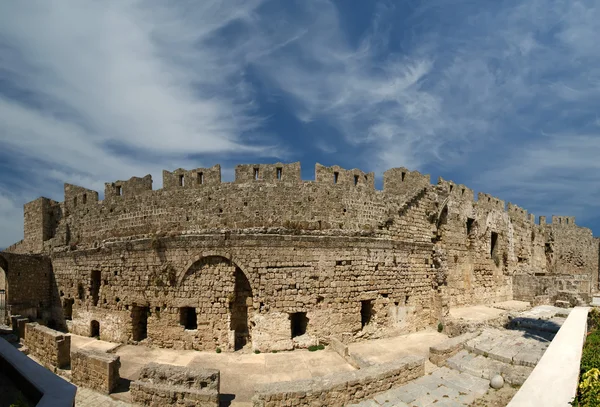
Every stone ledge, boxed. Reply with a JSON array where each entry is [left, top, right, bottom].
[[0, 337, 76, 407], [71, 348, 120, 394], [429, 331, 480, 366], [507, 306, 589, 407], [23, 322, 71, 369], [131, 362, 220, 407], [251, 355, 425, 407]]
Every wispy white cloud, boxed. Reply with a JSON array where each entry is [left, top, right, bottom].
[[2, 0, 600, 247]]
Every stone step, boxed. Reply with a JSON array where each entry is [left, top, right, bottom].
[[463, 328, 551, 368], [347, 367, 490, 407], [447, 349, 532, 386]]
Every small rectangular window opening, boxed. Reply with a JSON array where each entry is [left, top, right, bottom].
[[254, 168, 259, 180], [461, 188, 465, 196], [490, 231, 498, 257], [277, 167, 282, 180], [82, 193, 87, 204], [361, 300, 373, 328], [179, 174, 185, 187], [290, 312, 308, 338], [334, 172, 339, 184], [450, 185, 453, 192], [73, 196, 77, 207], [354, 175, 359, 186], [197, 172, 204, 185], [180, 307, 197, 330], [466, 218, 475, 235], [401, 172, 406, 181], [116, 185, 122, 196]]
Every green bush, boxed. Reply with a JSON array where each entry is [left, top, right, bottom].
[[254, 349, 260, 354], [437, 322, 444, 333], [581, 331, 600, 374], [216, 347, 221, 353], [573, 368, 600, 407]]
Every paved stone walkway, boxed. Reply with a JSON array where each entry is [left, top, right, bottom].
[[348, 367, 489, 407], [75, 388, 130, 407]]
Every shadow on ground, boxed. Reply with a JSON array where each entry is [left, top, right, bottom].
[[506, 317, 561, 342]]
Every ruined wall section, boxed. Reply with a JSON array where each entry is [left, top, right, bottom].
[[50, 233, 434, 351], [20, 198, 61, 253], [0, 252, 55, 323], [543, 218, 598, 301], [432, 181, 552, 309]]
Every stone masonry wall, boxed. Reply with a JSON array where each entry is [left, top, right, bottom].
[[130, 362, 219, 407], [51, 233, 434, 352], [251, 355, 425, 407], [71, 348, 120, 394], [24, 322, 70, 369], [4, 161, 599, 353]]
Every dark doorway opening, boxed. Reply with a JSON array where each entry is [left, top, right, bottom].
[[180, 307, 197, 330], [91, 270, 101, 306], [466, 218, 475, 235], [361, 300, 373, 328], [131, 306, 148, 341], [63, 298, 74, 320], [491, 232, 499, 257], [230, 268, 253, 351], [91, 320, 100, 338], [290, 312, 308, 338]]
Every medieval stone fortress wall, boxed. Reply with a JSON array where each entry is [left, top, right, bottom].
[[1, 162, 598, 356]]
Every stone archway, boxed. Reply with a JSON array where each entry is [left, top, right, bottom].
[[179, 255, 254, 351]]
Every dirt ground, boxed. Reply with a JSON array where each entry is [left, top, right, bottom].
[[470, 385, 519, 407]]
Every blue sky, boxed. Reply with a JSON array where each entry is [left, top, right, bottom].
[[1, 0, 600, 248]]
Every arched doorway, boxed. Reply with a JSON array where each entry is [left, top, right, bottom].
[[179, 256, 254, 351]]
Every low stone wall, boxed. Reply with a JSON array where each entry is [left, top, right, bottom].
[[429, 331, 480, 366], [131, 362, 220, 407], [252, 355, 425, 407], [24, 322, 70, 369], [71, 348, 120, 394]]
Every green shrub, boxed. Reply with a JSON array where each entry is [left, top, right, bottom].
[[308, 345, 319, 352], [9, 394, 29, 407], [216, 347, 221, 353], [254, 349, 260, 354], [317, 344, 325, 350], [437, 322, 444, 333], [573, 368, 600, 407]]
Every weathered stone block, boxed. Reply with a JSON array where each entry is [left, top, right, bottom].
[[71, 348, 120, 394]]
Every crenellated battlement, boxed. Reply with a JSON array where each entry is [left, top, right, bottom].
[[163, 165, 221, 189], [507, 202, 529, 222], [315, 163, 375, 189], [383, 168, 430, 195], [104, 175, 152, 199], [436, 177, 474, 202], [551, 215, 576, 226], [476, 192, 505, 211], [236, 162, 301, 183], [14, 161, 591, 252]]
